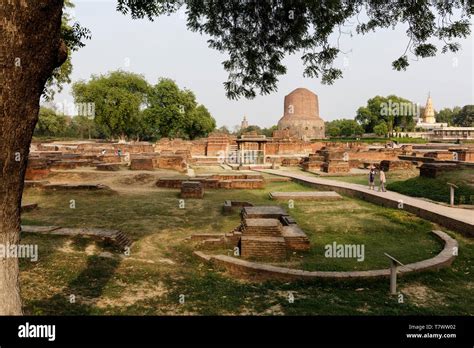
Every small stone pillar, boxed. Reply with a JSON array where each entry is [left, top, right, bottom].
[[384, 253, 404, 295], [447, 182, 458, 207]]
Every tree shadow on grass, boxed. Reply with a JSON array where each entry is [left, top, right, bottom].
[[28, 254, 121, 315]]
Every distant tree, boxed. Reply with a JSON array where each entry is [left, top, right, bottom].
[[70, 115, 100, 139], [326, 119, 363, 137], [373, 122, 389, 137], [326, 122, 341, 137], [72, 71, 150, 140], [186, 105, 216, 140], [356, 95, 416, 133], [2, 0, 472, 316], [238, 125, 262, 136], [34, 107, 68, 137], [436, 107, 462, 125], [217, 126, 231, 134], [261, 125, 278, 137], [453, 105, 474, 127], [144, 78, 215, 140]]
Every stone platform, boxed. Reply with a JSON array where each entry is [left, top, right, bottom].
[[241, 206, 288, 219], [21, 225, 132, 250], [281, 225, 311, 250], [269, 191, 342, 201]]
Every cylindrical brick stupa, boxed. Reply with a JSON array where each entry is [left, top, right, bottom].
[[277, 88, 325, 140]]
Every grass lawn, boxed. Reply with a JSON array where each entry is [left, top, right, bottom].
[[323, 168, 418, 187], [19, 179, 473, 315], [387, 169, 474, 205]]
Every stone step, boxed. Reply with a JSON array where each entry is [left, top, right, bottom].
[[241, 236, 287, 260]]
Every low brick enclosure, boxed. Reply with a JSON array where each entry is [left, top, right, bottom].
[[130, 157, 155, 171], [301, 145, 416, 173], [424, 151, 455, 161], [222, 200, 254, 214], [256, 169, 474, 237], [192, 205, 310, 261], [419, 163, 463, 178], [379, 160, 416, 172], [194, 230, 457, 281], [96, 163, 122, 171], [156, 174, 265, 189], [269, 191, 342, 201], [180, 181, 204, 199], [155, 155, 187, 172], [21, 225, 132, 251], [25, 160, 51, 180], [39, 183, 116, 194]]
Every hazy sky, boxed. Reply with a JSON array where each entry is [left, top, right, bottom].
[[52, 1, 474, 128]]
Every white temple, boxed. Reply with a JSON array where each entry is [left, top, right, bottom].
[[416, 93, 448, 130]]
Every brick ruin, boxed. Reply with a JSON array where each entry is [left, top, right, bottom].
[[27, 131, 474, 182], [130, 153, 188, 172], [180, 181, 204, 199], [419, 162, 474, 178], [191, 205, 310, 261], [239, 206, 310, 260], [300, 142, 474, 175], [156, 174, 265, 190], [27, 132, 326, 179]]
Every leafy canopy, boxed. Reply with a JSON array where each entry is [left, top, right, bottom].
[[373, 121, 389, 136], [72, 71, 150, 139], [325, 119, 364, 137], [116, 0, 473, 99], [143, 78, 216, 140], [453, 105, 474, 127], [355, 95, 417, 133], [34, 107, 99, 139], [71, 73, 216, 140]]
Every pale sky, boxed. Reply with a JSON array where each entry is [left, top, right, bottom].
[[52, 0, 474, 129]]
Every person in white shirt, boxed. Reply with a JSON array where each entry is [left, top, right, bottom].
[[379, 169, 387, 192]]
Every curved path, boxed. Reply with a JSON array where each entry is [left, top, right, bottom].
[[195, 230, 457, 281], [255, 169, 474, 237]]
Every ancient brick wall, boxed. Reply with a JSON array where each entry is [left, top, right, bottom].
[[379, 160, 415, 172], [155, 156, 187, 172], [180, 181, 204, 198], [130, 157, 154, 171], [424, 152, 454, 160], [458, 150, 474, 162]]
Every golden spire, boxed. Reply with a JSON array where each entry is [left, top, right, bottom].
[[423, 93, 436, 124]]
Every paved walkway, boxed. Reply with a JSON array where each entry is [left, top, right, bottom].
[[256, 169, 474, 237]]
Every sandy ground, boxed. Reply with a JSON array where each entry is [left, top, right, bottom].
[[45, 166, 259, 194]]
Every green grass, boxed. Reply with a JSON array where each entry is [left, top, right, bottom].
[[280, 202, 440, 271], [387, 169, 474, 205], [324, 169, 418, 187], [19, 180, 473, 315]]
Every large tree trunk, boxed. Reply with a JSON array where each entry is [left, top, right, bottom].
[[0, 0, 65, 315]]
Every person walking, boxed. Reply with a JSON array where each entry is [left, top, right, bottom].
[[379, 169, 387, 192], [368, 167, 376, 190]]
